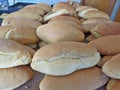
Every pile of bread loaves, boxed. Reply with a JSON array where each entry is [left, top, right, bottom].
[[0, 1, 120, 90]]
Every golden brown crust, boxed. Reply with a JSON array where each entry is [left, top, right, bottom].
[[36, 21, 85, 43], [40, 67, 109, 90], [88, 35, 120, 55], [102, 54, 120, 79], [91, 22, 120, 38], [2, 17, 41, 28], [0, 66, 34, 90], [107, 79, 120, 90]]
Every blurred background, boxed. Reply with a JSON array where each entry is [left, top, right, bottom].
[[8, 0, 81, 5]]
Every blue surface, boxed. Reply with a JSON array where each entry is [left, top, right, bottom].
[[110, 0, 120, 21]]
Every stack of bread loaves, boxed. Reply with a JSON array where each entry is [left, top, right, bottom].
[[1, 1, 120, 90], [44, 2, 77, 22], [75, 6, 111, 33], [31, 41, 110, 90], [0, 38, 35, 90], [88, 35, 120, 90], [0, 3, 52, 48]]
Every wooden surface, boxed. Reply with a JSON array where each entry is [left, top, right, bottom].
[[83, 0, 116, 15], [115, 8, 120, 22], [14, 70, 106, 90]]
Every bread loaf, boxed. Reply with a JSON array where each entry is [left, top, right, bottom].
[[88, 35, 120, 55], [0, 38, 31, 68], [40, 67, 109, 90], [37, 21, 85, 43], [91, 22, 120, 38], [107, 79, 120, 90], [31, 41, 100, 76], [102, 53, 120, 79], [2, 17, 41, 28], [0, 66, 33, 90]]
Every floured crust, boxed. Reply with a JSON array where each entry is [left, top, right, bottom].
[[31, 52, 100, 75], [0, 38, 31, 68], [31, 41, 100, 75]]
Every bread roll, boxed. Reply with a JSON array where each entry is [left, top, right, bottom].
[[44, 9, 73, 22], [37, 3, 51, 13], [78, 8, 98, 17], [0, 38, 31, 68], [52, 2, 71, 9], [52, 2, 76, 16], [76, 6, 92, 12], [40, 67, 109, 90], [24, 3, 51, 13], [82, 10, 110, 19], [83, 17, 110, 24], [20, 7, 45, 16], [88, 35, 120, 55], [91, 22, 120, 38], [107, 79, 120, 90], [49, 15, 81, 25], [0, 66, 33, 90], [31, 41, 101, 76], [97, 55, 113, 67], [102, 53, 120, 79], [4, 26, 39, 44], [37, 21, 85, 43], [2, 17, 41, 28], [6, 11, 43, 22]]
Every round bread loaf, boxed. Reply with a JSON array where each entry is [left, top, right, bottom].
[[0, 38, 31, 68], [40, 67, 109, 90], [36, 21, 85, 43], [24, 3, 51, 13], [20, 7, 45, 16], [88, 35, 120, 55], [6, 11, 43, 22], [0, 66, 33, 90], [49, 15, 81, 25], [2, 17, 41, 28], [31, 41, 101, 76], [4, 26, 39, 44], [106, 79, 120, 90], [76, 6, 93, 12], [82, 10, 110, 19], [83, 17, 110, 24], [102, 53, 120, 79], [91, 22, 120, 38]]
